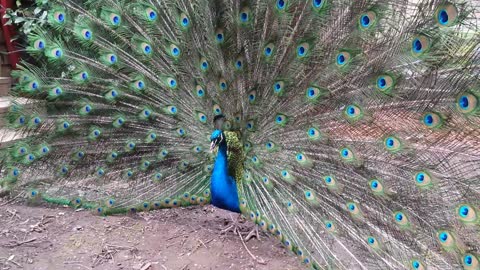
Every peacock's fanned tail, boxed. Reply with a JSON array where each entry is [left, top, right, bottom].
[[1, 0, 479, 269]]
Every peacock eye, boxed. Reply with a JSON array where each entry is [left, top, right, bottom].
[[457, 204, 477, 223], [164, 105, 176, 115], [340, 147, 354, 161], [410, 260, 426, 270], [422, 112, 442, 128], [344, 104, 363, 121], [435, 4, 458, 27], [265, 141, 276, 151], [274, 113, 288, 126], [34, 39, 46, 50], [141, 43, 152, 55], [393, 211, 410, 227], [304, 190, 314, 200], [336, 51, 351, 66], [215, 29, 225, 43], [195, 112, 207, 123], [368, 179, 383, 194], [264, 43, 275, 58], [169, 44, 181, 58], [246, 120, 255, 131], [367, 237, 375, 245], [107, 54, 117, 64], [411, 35, 430, 56], [80, 104, 92, 115], [306, 127, 321, 141], [456, 93, 478, 114], [305, 86, 324, 102], [81, 29, 93, 40], [200, 58, 208, 71], [248, 90, 256, 103], [212, 104, 222, 115], [359, 11, 376, 29], [462, 254, 478, 267], [179, 13, 190, 29], [273, 81, 285, 95], [234, 57, 244, 70], [276, 0, 286, 10], [60, 166, 68, 174], [76, 71, 89, 81], [384, 136, 401, 152], [49, 47, 63, 59], [239, 8, 251, 24], [54, 12, 66, 23], [109, 13, 121, 26], [218, 78, 227, 91], [145, 7, 158, 21], [375, 75, 395, 93], [176, 128, 186, 137], [296, 42, 310, 58], [324, 175, 337, 187], [167, 78, 177, 89], [414, 171, 433, 189], [18, 116, 26, 125]]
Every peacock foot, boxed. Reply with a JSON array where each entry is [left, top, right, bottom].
[[220, 213, 245, 235], [244, 224, 260, 242], [220, 214, 266, 264]]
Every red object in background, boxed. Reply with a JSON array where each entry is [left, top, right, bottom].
[[0, 0, 20, 69]]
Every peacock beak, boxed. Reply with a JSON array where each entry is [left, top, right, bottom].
[[210, 141, 216, 152], [210, 133, 224, 151]]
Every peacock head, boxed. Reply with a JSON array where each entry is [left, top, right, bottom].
[[213, 114, 226, 130], [210, 114, 227, 151]]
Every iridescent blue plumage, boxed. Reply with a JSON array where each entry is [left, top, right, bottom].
[[1, 0, 479, 269], [210, 130, 240, 213]]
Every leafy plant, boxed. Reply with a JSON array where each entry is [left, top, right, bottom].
[[2, 0, 49, 41]]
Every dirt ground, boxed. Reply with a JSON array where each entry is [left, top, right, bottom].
[[0, 198, 303, 270]]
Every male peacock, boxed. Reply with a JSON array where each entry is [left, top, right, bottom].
[[0, 0, 480, 269]]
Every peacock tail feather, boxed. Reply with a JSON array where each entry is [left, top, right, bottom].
[[1, 0, 480, 269]]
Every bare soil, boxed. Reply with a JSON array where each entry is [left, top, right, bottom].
[[0, 198, 302, 270]]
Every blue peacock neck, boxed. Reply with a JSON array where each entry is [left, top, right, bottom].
[[210, 132, 240, 213], [212, 138, 228, 184]]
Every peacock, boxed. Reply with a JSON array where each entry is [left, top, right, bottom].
[[1, 0, 480, 269]]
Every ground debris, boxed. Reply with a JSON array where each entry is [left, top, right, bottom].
[[0, 203, 302, 270]]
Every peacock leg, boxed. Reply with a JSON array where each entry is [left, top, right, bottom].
[[244, 224, 260, 242], [236, 224, 266, 264], [220, 213, 244, 235]]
